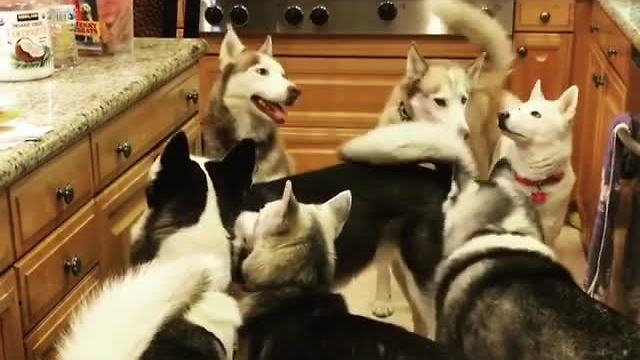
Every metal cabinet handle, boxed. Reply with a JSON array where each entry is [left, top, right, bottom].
[[592, 73, 606, 88], [186, 91, 199, 105], [116, 141, 133, 158], [517, 46, 528, 58], [590, 24, 600, 33], [64, 256, 82, 276], [56, 184, 75, 204], [539, 11, 551, 23], [607, 47, 618, 57]]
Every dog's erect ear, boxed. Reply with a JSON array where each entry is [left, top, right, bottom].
[[406, 43, 427, 79], [556, 85, 579, 122], [467, 53, 486, 83], [277, 180, 299, 224], [220, 25, 246, 68], [206, 139, 256, 230], [160, 132, 190, 171], [258, 35, 273, 56], [529, 79, 545, 101], [490, 158, 515, 182], [324, 190, 352, 239]]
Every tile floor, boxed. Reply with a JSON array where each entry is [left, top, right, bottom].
[[338, 226, 587, 330]]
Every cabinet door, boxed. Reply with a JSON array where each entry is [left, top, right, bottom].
[[0, 191, 14, 273], [510, 33, 574, 100], [0, 270, 26, 360], [96, 118, 202, 277]]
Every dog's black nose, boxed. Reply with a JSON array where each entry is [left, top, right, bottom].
[[285, 86, 301, 106], [498, 111, 510, 130], [459, 128, 470, 140]]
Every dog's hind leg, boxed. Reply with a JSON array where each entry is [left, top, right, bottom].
[[372, 261, 394, 318], [392, 259, 433, 339]]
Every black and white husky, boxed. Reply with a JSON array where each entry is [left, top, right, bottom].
[[204, 25, 301, 182], [433, 159, 640, 360], [233, 181, 466, 360], [57, 254, 241, 360]]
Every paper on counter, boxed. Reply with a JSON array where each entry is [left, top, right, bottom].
[[0, 121, 53, 150]]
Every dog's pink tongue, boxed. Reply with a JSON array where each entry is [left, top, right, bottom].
[[272, 106, 287, 125]]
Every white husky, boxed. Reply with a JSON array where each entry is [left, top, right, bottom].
[[494, 80, 579, 245], [57, 255, 241, 360]]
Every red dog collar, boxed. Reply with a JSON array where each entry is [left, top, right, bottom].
[[514, 172, 564, 205]]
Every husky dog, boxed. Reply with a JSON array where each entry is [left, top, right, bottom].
[[57, 255, 242, 360], [434, 159, 640, 360], [129, 132, 255, 267], [203, 26, 301, 182], [494, 80, 579, 245], [233, 182, 465, 360], [372, 0, 513, 317], [234, 121, 472, 338]]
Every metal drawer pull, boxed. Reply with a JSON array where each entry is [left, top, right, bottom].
[[186, 91, 199, 105], [539, 11, 551, 23], [56, 184, 75, 204], [517, 46, 528, 58], [607, 47, 618, 57], [592, 73, 606, 88], [116, 141, 133, 158], [590, 25, 600, 33], [64, 256, 82, 276]]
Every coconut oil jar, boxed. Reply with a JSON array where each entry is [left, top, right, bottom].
[[0, 1, 54, 81]]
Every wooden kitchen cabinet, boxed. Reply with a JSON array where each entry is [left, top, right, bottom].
[[575, 41, 627, 245], [0, 270, 26, 360], [96, 117, 202, 277], [510, 33, 574, 100], [0, 191, 14, 273]]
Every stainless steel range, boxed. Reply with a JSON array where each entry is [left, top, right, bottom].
[[197, 0, 514, 36]]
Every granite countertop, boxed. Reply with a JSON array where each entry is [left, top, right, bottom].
[[0, 38, 208, 188], [598, 0, 640, 50]]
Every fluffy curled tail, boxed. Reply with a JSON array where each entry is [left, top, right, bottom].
[[57, 255, 231, 360], [339, 121, 478, 177]]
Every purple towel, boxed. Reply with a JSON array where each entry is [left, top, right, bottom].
[[584, 114, 637, 300]]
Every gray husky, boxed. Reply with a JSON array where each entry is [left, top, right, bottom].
[[434, 159, 640, 360], [203, 26, 301, 182], [233, 181, 466, 360]]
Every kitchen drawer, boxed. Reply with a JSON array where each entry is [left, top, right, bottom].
[[0, 191, 14, 272], [282, 127, 366, 173], [0, 269, 26, 360], [515, 0, 575, 32], [591, 2, 632, 85], [24, 267, 100, 360], [91, 67, 199, 190], [15, 203, 99, 332], [9, 139, 93, 257]]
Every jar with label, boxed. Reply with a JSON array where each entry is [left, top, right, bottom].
[[49, 0, 78, 69], [0, 1, 54, 81]]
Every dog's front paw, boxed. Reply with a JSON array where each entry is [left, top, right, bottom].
[[371, 300, 395, 318]]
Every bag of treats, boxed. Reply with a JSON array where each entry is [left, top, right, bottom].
[[75, 0, 132, 55]]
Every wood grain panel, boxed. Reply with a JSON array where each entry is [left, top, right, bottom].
[[15, 203, 98, 332], [516, 0, 575, 32], [0, 269, 25, 360], [591, 2, 632, 85], [0, 191, 14, 272], [9, 139, 93, 257]]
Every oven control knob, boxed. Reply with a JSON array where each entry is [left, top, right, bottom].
[[285, 6, 304, 26], [230, 5, 249, 26], [310, 6, 329, 26], [378, 1, 397, 21], [204, 5, 224, 25]]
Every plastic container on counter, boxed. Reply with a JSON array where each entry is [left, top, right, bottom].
[[0, 1, 54, 82], [49, 0, 78, 68]]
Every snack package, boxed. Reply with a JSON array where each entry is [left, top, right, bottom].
[[74, 0, 132, 55]]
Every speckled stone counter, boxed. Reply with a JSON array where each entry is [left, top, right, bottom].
[[0, 38, 207, 188], [598, 0, 640, 50]]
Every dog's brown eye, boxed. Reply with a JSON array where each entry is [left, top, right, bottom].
[[461, 96, 468, 105], [530, 111, 541, 118], [435, 98, 447, 107], [257, 68, 269, 76]]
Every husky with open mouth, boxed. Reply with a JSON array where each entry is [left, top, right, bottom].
[[203, 25, 301, 182], [434, 159, 640, 360]]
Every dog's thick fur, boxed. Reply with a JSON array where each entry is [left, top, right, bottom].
[[56, 255, 241, 360], [129, 132, 255, 267], [233, 182, 465, 360], [378, 0, 513, 179], [495, 80, 579, 244], [433, 159, 640, 360], [203, 26, 300, 182]]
